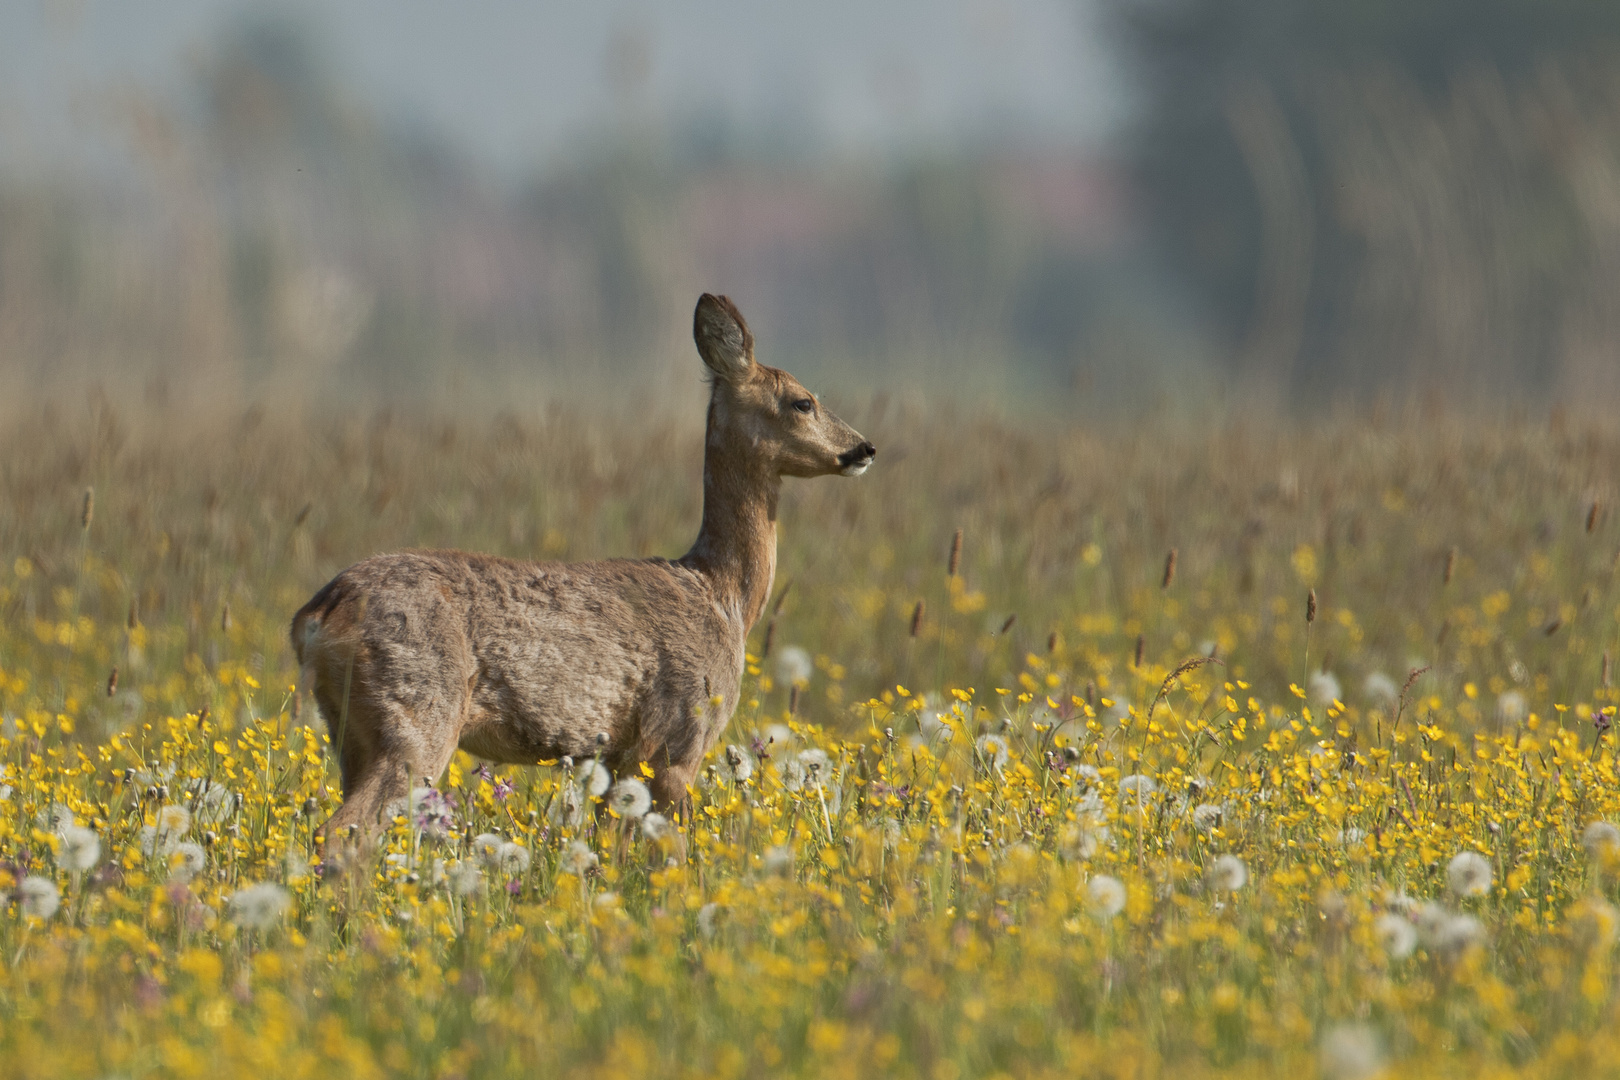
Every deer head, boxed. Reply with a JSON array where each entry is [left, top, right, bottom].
[[694, 293, 876, 479]]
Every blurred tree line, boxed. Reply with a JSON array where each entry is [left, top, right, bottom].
[[1114, 0, 1620, 398], [0, 18, 1165, 409]]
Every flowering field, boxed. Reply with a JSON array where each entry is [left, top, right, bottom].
[[2, 405, 1620, 1079]]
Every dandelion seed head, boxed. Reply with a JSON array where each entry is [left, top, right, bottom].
[[1447, 851, 1492, 897], [36, 803, 75, 832], [1495, 690, 1528, 726], [698, 901, 720, 938], [471, 833, 504, 866], [1320, 1024, 1384, 1080], [1374, 913, 1417, 960], [763, 845, 793, 876], [1571, 897, 1620, 951], [1362, 671, 1398, 707], [796, 748, 831, 780], [494, 842, 530, 874], [56, 824, 100, 871], [1086, 874, 1126, 919], [1307, 671, 1342, 709], [720, 744, 755, 783], [1192, 803, 1224, 833], [1435, 913, 1485, 956], [608, 777, 651, 819], [975, 734, 1009, 772], [18, 876, 60, 920], [575, 759, 611, 798], [775, 646, 813, 688], [641, 813, 672, 842], [228, 882, 291, 931], [1118, 774, 1159, 805], [448, 861, 483, 896], [1206, 854, 1248, 892], [168, 842, 206, 882], [1582, 820, 1620, 859], [562, 841, 598, 876], [155, 804, 191, 837]]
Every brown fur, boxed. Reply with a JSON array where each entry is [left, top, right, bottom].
[[291, 294, 875, 845]]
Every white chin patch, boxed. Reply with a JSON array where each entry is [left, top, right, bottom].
[[840, 460, 871, 477]]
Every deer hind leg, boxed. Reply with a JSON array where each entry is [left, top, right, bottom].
[[317, 694, 466, 858]]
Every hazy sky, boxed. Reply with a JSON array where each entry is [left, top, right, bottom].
[[0, 0, 1125, 177]]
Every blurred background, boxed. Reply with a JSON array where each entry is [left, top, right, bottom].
[[5, 0, 1620, 414]]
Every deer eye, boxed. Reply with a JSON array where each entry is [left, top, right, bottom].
[[791, 398, 815, 414]]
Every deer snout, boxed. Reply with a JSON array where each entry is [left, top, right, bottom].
[[838, 440, 877, 476]]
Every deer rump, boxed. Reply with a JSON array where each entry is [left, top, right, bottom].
[[292, 549, 742, 811]]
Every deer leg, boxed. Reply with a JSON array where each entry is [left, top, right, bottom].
[[318, 696, 465, 856], [647, 757, 700, 820]]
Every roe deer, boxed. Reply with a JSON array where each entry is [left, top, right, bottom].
[[291, 294, 875, 847]]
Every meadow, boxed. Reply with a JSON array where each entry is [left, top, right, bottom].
[[2, 395, 1619, 1079]]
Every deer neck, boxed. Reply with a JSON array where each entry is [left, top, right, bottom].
[[683, 430, 779, 631]]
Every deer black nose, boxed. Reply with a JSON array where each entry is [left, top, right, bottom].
[[839, 441, 876, 467]]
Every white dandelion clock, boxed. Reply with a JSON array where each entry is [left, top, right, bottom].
[[1206, 854, 1248, 892], [575, 759, 611, 798], [562, 841, 598, 876], [975, 734, 1010, 772], [761, 723, 795, 751], [155, 803, 192, 839], [781, 757, 808, 792], [918, 710, 952, 746], [1119, 774, 1159, 807], [763, 845, 794, 876], [494, 842, 530, 874], [168, 842, 207, 883], [1069, 764, 1102, 793], [1320, 1024, 1384, 1080], [1447, 851, 1492, 897], [698, 901, 720, 938], [1435, 913, 1485, 956], [1307, 670, 1342, 710], [1362, 671, 1398, 708], [228, 883, 291, 931], [1583, 820, 1620, 860], [1571, 897, 1620, 950], [1086, 875, 1127, 920], [1495, 690, 1528, 727], [448, 861, 483, 897], [471, 833, 504, 866], [36, 803, 75, 832], [1374, 913, 1417, 960], [1058, 822, 1103, 860], [608, 778, 651, 819], [775, 645, 813, 688], [1192, 803, 1225, 834], [56, 824, 101, 872], [1414, 902, 1451, 946], [641, 813, 672, 842], [796, 749, 832, 785], [18, 876, 60, 921], [720, 744, 755, 783]]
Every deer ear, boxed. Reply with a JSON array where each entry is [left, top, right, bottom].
[[693, 293, 755, 380]]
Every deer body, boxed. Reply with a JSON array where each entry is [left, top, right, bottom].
[[291, 294, 874, 842]]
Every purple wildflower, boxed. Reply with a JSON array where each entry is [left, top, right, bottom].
[[413, 787, 455, 839]]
